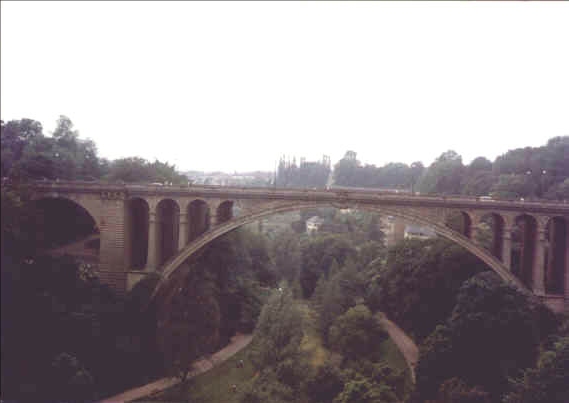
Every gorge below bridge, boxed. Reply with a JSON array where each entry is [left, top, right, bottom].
[[29, 181, 569, 313]]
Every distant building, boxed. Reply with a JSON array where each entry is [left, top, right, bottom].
[[182, 171, 271, 187], [380, 216, 436, 247], [306, 216, 324, 235], [404, 224, 436, 240]]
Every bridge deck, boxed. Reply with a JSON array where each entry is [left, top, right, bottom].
[[28, 181, 569, 216]]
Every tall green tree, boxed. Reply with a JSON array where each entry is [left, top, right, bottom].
[[319, 260, 366, 343], [105, 157, 187, 184], [493, 136, 569, 198], [299, 234, 357, 298], [252, 288, 303, 369], [328, 304, 386, 361], [3, 116, 104, 181], [460, 156, 494, 196], [334, 151, 361, 186], [0, 118, 43, 177], [491, 174, 536, 199], [418, 150, 464, 195], [271, 230, 302, 283]]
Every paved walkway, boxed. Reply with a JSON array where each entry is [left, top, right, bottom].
[[377, 313, 419, 383], [99, 333, 253, 403]]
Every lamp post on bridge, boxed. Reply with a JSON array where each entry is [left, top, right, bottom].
[[274, 160, 277, 189], [410, 162, 421, 195], [539, 170, 547, 198]]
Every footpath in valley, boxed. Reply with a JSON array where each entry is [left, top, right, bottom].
[[378, 312, 419, 383], [99, 333, 253, 403]]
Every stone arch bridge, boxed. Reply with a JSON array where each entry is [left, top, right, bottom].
[[29, 181, 569, 312]]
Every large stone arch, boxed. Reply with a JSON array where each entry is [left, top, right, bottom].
[[150, 201, 529, 301]]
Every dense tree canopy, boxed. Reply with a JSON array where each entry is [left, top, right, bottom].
[[317, 261, 367, 343], [333, 151, 424, 189], [417, 150, 464, 195], [105, 157, 188, 184], [460, 157, 494, 196], [366, 238, 488, 341], [332, 136, 568, 199], [328, 304, 386, 361], [503, 334, 569, 403], [413, 272, 559, 402], [0, 254, 160, 402], [241, 288, 308, 402], [1, 116, 106, 181], [1, 118, 44, 177], [299, 234, 357, 298], [1, 116, 188, 185]]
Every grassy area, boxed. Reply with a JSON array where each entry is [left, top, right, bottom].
[[298, 302, 330, 368], [138, 347, 255, 403], [379, 337, 414, 397], [379, 337, 408, 373]]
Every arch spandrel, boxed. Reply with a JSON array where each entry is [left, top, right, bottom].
[[502, 213, 517, 229], [150, 200, 530, 302], [467, 210, 485, 225], [143, 197, 159, 213], [535, 215, 551, 232]]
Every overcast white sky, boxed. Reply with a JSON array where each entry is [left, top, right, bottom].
[[1, 2, 568, 173]]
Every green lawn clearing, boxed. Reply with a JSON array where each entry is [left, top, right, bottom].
[[138, 347, 255, 403]]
